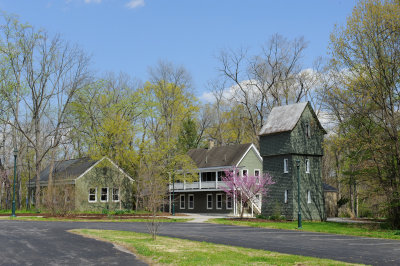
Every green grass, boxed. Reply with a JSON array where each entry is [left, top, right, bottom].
[[0, 209, 40, 214], [1, 216, 190, 223], [70, 229, 361, 265], [208, 218, 400, 240]]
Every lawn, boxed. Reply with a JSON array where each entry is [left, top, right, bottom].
[[208, 218, 400, 240], [71, 229, 361, 266]]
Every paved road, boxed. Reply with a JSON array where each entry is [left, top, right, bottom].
[[0, 220, 146, 265], [1, 220, 400, 265]]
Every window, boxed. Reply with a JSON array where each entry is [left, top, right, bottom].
[[112, 188, 119, 202], [254, 169, 260, 184], [242, 169, 248, 177], [284, 159, 289, 173], [305, 159, 310, 173], [88, 188, 97, 202], [217, 171, 226, 181], [307, 190, 312, 204], [100, 187, 108, 202], [207, 194, 213, 209], [180, 194, 185, 209], [226, 195, 233, 209], [201, 172, 216, 182], [305, 122, 311, 138], [284, 190, 288, 204], [216, 194, 223, 209], [188, 194, 194, 209]]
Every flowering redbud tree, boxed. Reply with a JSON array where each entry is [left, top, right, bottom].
[[222, 166, 275, 218]]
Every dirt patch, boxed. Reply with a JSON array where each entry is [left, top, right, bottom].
[[227, 218, 292, 223]]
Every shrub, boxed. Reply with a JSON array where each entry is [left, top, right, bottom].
[[256, 214, 267, 219]]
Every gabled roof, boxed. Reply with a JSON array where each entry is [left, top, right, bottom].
[[36, 157, 133, 183], [187, 143, 261, 169], [323, 183, 338, 192], [258, 102, 326, 136], [38, 157, 97, 182]]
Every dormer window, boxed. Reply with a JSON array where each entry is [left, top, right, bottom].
[[305, 122, 311, 138]]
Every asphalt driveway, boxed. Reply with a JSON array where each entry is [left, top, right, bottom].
[[0, 220, 400, 265]]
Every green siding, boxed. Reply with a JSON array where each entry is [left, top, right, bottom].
[[75, 160, 133, 212], [260, 132, 291, 156], [238, 147, 262, 175], [262, 155, 294, 219], [290, 107, 324, 156], [290, 155, 325, 220], [260, 104, 325, 221]]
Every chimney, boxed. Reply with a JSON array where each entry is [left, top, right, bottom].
[[208, 139, 215, 150]]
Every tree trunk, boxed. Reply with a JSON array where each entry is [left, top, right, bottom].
[[0, 181, 3, 209], [47, 150, 56, 214]]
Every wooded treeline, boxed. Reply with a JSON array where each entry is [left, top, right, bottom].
[[0, 0, 400, 228]]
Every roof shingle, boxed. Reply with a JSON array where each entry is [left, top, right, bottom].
[[187, 143, 253, 168], [38, 157, 98, 182]]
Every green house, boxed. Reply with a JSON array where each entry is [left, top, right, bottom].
[[170, 143, 263, 215], [258, 102, 326, 220], [28, 157, 134, 212]]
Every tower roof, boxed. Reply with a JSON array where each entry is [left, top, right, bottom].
[[258, 102, 326, 136]]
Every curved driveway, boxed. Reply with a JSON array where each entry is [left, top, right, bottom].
[[1, 220, 400, 265]]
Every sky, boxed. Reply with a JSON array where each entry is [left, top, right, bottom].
[[0, 0, 357, 99]]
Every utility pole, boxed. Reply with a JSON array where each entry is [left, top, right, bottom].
[[296, 160, 302, 229]]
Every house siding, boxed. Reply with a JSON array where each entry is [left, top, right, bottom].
[[259, 132, 291, 156], [237, 147, 262, 176], [262, 155, 294, 219], [75, 161, 133, 212], [173, 191, 232, 214]]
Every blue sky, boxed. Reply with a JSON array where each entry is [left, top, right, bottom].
[[0, 0, 357, 98]]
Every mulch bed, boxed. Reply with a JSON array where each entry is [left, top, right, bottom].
[[227, 218, 291, 223]]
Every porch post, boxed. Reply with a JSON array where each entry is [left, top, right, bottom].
[[233, 192, 236, 216], [199, 172, 202, 189], [215, 171, 218, 189]]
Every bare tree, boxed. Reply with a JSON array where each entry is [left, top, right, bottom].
[[217, 34, 310, 139], [0, 14, 91, 207]]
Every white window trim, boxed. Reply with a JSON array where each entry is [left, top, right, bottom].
[[305, 159, 310, 173], [307, 190, 312, 204], [180, 194, 185, 209], [88, 187, 97, 203], [188, 194, 194, 209], [242, 169, 248, 177], [100, 187, 109, 202], [216, 193, 223, 210], [207, 194, 213, 210], [284, 159, 289, 173], [112, 188, 120, 203], [284, 190, 288, 204], [226, 194, 233, 210]]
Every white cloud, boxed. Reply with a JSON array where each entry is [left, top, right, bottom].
[[126, 0, 145, 9], [84, 0, 102, 3]]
